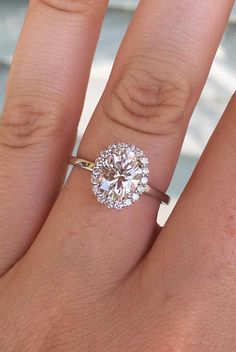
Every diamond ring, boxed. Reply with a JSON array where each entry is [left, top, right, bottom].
[[68, 143, 170, 209]]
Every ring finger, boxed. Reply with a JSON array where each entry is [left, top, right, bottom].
[[27, 0, 234, 283]]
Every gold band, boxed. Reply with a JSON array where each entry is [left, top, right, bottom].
[[68, 156, 170, 205], [68, 157, 94, 171]]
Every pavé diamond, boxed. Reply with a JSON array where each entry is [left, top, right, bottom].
[[141, 177, 148, 185], [91, 144, 149, 209], [132, 193, 140, 201]]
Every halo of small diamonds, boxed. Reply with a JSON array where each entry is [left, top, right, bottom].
[[91, 143, 149, 209]]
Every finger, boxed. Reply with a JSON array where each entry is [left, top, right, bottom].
[[0, 0, 108, 274], [140, 94, 236, 345], [26, 0, 234, 285], [148, 92, 236, 274]]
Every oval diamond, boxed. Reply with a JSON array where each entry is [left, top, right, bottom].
[[91, 144, 149, 209]]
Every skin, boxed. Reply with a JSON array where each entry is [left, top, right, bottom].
[[0, 0, 235, 350]]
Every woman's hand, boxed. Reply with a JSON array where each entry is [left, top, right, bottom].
[[0, 0, 235, 351]]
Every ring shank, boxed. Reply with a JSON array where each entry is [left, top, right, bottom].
[[68, 156, 170, 205], [144, 185, 170, 205], [68, 156, 95, 171]]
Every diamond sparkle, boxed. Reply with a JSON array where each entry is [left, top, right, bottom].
[[91, 144, 149, 209]]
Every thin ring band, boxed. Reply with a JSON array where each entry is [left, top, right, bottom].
[[68, 156, 170, 205]]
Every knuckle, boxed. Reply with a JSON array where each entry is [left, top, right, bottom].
[[104, 58, 192, 136], [0, 103, 64, 150], [37, 0, 106, 16]]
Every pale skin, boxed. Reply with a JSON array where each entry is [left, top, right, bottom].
[[0, 0, 236, 350]]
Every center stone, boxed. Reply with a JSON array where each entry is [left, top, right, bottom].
[[99, 149, 142, 201], [92, 144, 149, 209]]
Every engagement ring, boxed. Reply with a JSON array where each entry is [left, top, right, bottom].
[[68, 143, 170, 209]]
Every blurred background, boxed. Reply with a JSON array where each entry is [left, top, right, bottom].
[[0, 0, 235, 223]]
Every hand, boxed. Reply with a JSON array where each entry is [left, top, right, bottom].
[[0, 0, 235, 351]]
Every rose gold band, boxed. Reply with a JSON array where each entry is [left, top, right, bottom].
[[144, 184, 170, 205], [68, 156, 170, 205], [68, 156, 95, 172]]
